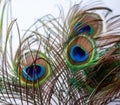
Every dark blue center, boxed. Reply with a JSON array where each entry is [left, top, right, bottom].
[[73, 22, 93, 35], [22, 64, 45, 81], [70, 45, 89, 62]]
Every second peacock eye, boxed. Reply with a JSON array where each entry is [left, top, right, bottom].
[[64, 35, 96, 70]]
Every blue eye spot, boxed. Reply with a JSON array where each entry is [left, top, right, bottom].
[[79, 25, 91, 34], [22, 64, 45, 81], [70, 45, 89, 62], [73, 22, 94, 35]]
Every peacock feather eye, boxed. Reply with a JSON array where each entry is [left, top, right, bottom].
[[19, 52, 51, 87], [22, 64, 45, 81], [73, 22, 94, 35], [70, 12, 102, 37], [70, 45, 89, 62], [64, 35, 96, 70]]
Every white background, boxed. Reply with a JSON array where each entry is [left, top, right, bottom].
[[12, 0, 120, 30]]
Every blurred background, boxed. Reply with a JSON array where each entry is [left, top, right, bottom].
[[12, 0, 120, 30]]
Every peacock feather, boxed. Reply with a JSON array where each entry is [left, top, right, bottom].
[[0, 0, 120, 105], [15, 51, 52, 87], [64, 35, 96, 70]]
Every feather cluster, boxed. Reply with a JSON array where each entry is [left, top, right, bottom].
[[0, 0, 120, 105]]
